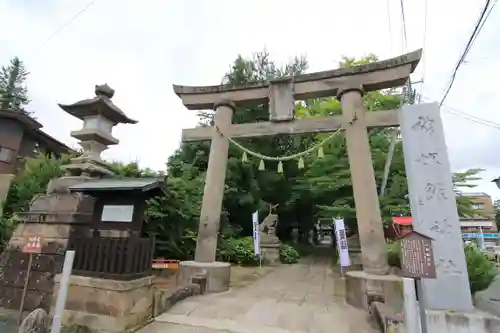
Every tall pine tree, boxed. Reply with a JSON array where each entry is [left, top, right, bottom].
[[0, 57, 30, 114]]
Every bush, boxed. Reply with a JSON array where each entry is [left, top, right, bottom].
[[217, 237, 258, 266], [464, 243, 498, 294], [386, 241, 498, 294], [280, 244, 300, 264], [386, 240, 401, 268]]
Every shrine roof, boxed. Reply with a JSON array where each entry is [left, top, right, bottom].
[[68, 177, 164, 193]]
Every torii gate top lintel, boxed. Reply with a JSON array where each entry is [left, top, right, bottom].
[[173, 49, 422, 111]]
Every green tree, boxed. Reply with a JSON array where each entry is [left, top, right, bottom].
[[289, 55, 406, 236], [454, 168, 484, 217], [0, 153, 71, 250], [169, 50, 310, 239], [0, 57, 30, 113], [494, 200, 500, 231]]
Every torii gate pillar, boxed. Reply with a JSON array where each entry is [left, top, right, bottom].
[[177, 100, 234, 294], [338, 85, 388, 275]]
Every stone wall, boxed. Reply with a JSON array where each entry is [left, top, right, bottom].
[[52, 275, 154, 333], [8, 223, 76, 249], [0, 243, 65, 315], [0, 191, 94, 319]]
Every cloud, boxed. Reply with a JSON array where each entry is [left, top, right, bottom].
[[1, 0, 500, 198]]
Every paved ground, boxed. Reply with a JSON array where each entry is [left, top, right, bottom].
[[0, 321, 17, 333], [140, 258, 377, 333]]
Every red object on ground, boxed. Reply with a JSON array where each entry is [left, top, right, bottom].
[[152, 259, 180, 269]]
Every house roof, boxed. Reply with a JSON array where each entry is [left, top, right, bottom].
[[0, 108, 75, 155]]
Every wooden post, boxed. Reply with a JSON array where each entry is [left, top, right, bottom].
[[194, 100, 235, 262], [18, 253, 33, 324], [338, 86, 388, 275]]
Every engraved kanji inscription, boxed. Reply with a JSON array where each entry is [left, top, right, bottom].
[[436, 257, 462, 275], [429, 219, 452, 236], [416, 152, 441, 166], [424, 182, 447, 201], [412, 115, 435, 134]]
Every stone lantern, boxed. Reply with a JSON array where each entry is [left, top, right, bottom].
[[58, 84, 137, 178]]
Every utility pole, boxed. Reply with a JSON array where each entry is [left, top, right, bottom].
[[379, 79, 418, 197]]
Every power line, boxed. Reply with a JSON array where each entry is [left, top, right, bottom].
[[419, 94, 500, 129], [32, 0, 97, 54], [419, 0, 428, 102], [468, 0, 497, 51], [387, 0, 394, 53], [439, 0, 495, 107], [443, 107, 500, 129], [399, 0, 409, 52], [381, 0, 410, 197]]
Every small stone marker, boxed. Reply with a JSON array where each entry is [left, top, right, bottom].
[[400, 231, 436, 279]]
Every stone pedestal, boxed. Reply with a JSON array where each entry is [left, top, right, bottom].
[[261, 243, 280, 265], [46, 175, 94, 194], [177, 261, 231, 293], [0, 191, 94, 317], [345, 270, 403, 311], [52, 275, 154, 333], [421, 309, 500, 333]]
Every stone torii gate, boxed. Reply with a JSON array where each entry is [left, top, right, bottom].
[[174, 49, 422, 294]]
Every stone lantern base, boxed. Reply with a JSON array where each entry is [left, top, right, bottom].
[[261, 243, 281, 265], [345, 270, 403, 311], [177, 261, 231, 294]]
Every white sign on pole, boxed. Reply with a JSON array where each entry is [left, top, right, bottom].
[[252, 211, 260, 256], [334, 218, 350, 267]]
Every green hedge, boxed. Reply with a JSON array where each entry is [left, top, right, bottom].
[[218, 237, 259, 265], [217, 236, 301, 265], [387, 241, 498, 294], [279, 244, 300, 264]]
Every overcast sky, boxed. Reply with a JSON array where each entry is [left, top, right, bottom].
[[1, 0, 500, 199]]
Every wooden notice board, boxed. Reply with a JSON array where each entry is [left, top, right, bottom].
[[400, 231, 436, 279]]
